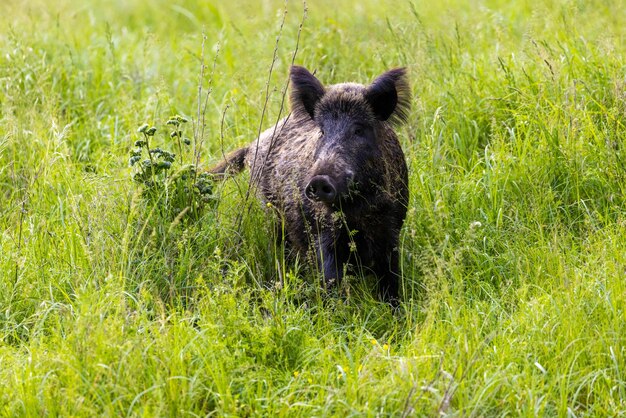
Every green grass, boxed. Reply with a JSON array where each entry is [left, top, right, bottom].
[[1, 0, 625, 415]]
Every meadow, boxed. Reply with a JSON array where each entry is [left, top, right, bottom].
[[1, 0, 625, 415]]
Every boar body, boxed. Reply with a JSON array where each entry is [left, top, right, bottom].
[[212, 67, 410, 304]]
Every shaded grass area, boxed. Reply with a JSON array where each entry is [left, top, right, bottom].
[[1, 0, 625, 415]]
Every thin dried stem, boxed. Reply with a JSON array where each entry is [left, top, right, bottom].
[[193, 33, 221, 175], [235, 1, 308, 232]]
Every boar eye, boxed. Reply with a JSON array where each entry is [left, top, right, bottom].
[[354, 127, 364, 136]]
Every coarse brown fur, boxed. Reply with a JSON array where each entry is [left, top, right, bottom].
[[209, 66, 410, 305]]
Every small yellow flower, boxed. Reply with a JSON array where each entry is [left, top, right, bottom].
[[336, 365, 346, 379], [382, 343, 390, 351], [266, 202, 273, 208], [370, 339, 377, 345], [358, 364, 363, 373], [293, 371, 300, 378]]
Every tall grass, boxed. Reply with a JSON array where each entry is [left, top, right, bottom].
[[1, 0, 625, 415]]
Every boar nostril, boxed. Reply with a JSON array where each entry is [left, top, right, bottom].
[[305, 175, 337, 203]]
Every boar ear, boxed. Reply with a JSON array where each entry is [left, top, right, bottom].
[[290, 66, 325, 120], [365, 68, 410, 124]]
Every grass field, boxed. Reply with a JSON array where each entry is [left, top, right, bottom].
[[1, 0, 625, 415]]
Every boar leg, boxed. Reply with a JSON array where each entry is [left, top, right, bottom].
[[317, 232, 347, 290], [374, 238, 401, 306]]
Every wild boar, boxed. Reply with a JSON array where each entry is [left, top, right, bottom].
[[211, 66, 410, 304]]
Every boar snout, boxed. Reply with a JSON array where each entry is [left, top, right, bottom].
[[305, 170, 355, 204], [305, 175, 337, 203]]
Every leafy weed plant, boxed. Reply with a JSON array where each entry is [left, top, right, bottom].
[[130, 116, 214, 222]]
